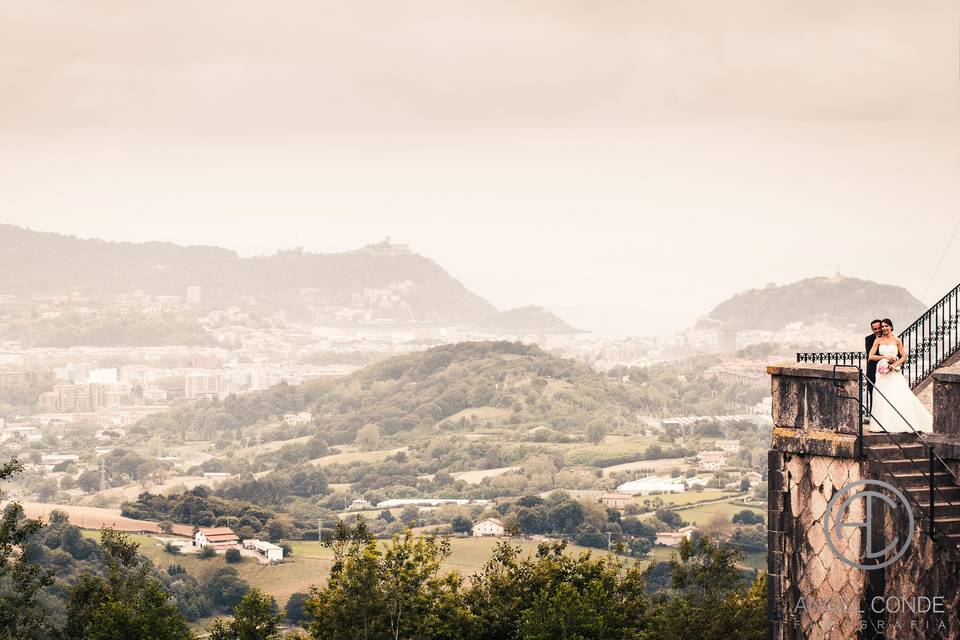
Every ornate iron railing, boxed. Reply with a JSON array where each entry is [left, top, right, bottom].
[[797, 282, 960, 390], [834, 365, 960, 551]]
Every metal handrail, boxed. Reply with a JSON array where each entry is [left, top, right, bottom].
[[797, 282, 960, 390], [832, 367, 959, 545]]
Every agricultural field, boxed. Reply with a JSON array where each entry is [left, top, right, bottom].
[[307, 446, 408, 467], [639, 490, 741, 507], [674, 499, 765, 526]]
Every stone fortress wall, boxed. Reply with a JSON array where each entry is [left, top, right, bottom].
[[768, 364, 960, 640]]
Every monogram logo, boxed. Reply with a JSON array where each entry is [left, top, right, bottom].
[[824, 479, 914, 571]]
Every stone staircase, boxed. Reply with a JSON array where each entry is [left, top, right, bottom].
[[863, 432, 960, 549]]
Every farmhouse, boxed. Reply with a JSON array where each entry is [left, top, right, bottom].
[[193, 527, 239, 548], [697, 450, 726, 471], [655, 525, 697, 547], [715, 439, 741, 453], [599, 493, 633, 509], [471, 517, 505, 537]]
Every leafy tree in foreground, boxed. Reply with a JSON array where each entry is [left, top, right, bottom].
[[641, 536, 765, 640], [467, 540, 648, 640], [306, 517, 473, 640], [0, 458, 54, 640], [208, 588, 283, 640], [62, 528, 193, 640]]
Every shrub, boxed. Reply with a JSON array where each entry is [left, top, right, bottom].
[[199, 546, 217, 559], [224, 548, 242, 563]]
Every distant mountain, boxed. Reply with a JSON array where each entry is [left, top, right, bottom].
[[703, 276, 927, 332], [0, 225, 497, 323], [474, 305, 583, 335]]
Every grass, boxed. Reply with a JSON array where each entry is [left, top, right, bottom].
[[673, 501, 765, 527], [307, 447, 407, 467], [637, 490, 740, 507]]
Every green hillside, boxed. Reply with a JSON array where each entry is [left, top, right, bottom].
[[705, 276, 926, 331]]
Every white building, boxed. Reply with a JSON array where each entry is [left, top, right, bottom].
[[655, 525, 697, 547], [194, 527, 239, 548], [715, 440, 741, 453], [616, 476, 686, 495], [697, 450, 726, 471], [472, 517, 505, 537], [600, 493, 633, 509], [242, 539, 284, 562]]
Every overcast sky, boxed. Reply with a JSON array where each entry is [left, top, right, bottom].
[[1, 1, 958, 334]]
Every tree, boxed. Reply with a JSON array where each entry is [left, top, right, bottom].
[[202, 566, 251, 612], [285, 592, 309, 625], [731, 510, 764, 526], [225, 548, 242, 563], [199, 546, 217, 559], [160, 520, 174, 534], [0, 459, 54, 640], [467, 540, 649, 640], [450, 516, 473, 535], [208, 588, 283, 640], [355, 424, 381, 452], [641, 536, 766, 640], [305, 523, 473, 640], [585, 420, 608, 445], [654, 508, 684, 529], [62, 528, 192, 640]]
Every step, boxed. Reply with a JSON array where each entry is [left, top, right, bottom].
[[919, 516, 960, 534], [888, 471, 955, 488], [913, 501, 960, 518], [905, 485, 960, 501], [863, 432, 926, 445], [868, 444, 927, 460]]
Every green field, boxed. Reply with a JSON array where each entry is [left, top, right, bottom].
[[81, 529, 764, 606], [637, 490, 740, 507], [673, 500, 765, 526]]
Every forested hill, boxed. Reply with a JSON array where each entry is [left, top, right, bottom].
[[704, 276, 927, 331], [0, 225, 496, 323], [135, 340, 762, 456]]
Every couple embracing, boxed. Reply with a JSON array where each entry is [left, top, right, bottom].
[[865, 318, 932, 433]]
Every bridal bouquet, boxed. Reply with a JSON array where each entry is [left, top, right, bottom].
[[877, 361, 890, 375]]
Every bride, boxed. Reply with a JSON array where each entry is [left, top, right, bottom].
[[868, 318, 933, 433]]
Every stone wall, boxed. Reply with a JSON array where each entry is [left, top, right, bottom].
[[767, 363, 960, 640]]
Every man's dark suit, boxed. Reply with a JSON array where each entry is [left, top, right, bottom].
[[865, 333, 878, 411]]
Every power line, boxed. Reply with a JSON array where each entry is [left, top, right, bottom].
[[921, 217, 960, 301]]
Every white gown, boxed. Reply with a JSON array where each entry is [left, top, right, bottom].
[[869, 343, 933, 433]]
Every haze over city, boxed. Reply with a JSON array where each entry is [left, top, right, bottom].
[[2, 1, 958, 334]]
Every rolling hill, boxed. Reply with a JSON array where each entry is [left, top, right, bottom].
[[0, 225, 497, 323], [703, 276, 927, 332]]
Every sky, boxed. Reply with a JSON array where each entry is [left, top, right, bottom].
[[1, 1, 958, 334]]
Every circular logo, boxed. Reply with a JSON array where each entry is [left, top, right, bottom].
[[824, 479, 914, 571]]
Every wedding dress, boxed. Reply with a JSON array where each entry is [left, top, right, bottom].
[[869, 343, 933, 433]]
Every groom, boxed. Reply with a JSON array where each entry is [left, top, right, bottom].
[[865, 318, 883, 411]]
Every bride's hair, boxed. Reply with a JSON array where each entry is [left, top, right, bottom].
[[882, 318, 894, 329]]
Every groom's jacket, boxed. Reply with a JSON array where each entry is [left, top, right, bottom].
[[865, 334, 878, 383]]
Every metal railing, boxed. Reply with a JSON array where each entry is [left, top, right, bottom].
[[798, 282, 960, 390], [833, 365, 960, 549]]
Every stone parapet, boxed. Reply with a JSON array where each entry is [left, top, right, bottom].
[[767, 363, 861, 434], [933, 364, 960, 436]]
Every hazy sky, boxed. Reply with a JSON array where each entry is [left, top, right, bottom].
[[1, 1, 958, 334]]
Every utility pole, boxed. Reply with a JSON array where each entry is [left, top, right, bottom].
[[607, 531, 612, 553], [99, 459, 106, 493]]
